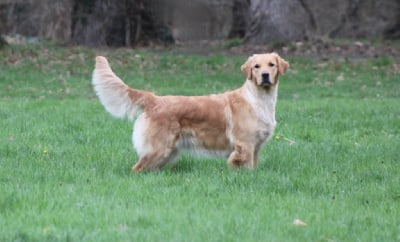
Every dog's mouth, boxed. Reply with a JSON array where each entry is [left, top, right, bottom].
[[261, 79, 272, 87]]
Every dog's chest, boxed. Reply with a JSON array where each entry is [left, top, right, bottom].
[[256, 125, 274, 144], [255, 114, 275, 144], [244, 85, 277, 122], [244, 89, 277, 142], [250, 96, 276, 129]]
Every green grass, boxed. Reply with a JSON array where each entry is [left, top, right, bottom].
[[1, 44, 399, 241]]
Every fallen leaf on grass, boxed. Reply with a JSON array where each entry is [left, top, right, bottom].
[[42, 226, 50, 234], [336, 73, 345, 81], [118, 223, 128, 232], [293, 219, 307, 227], [393, 64, 400, 74]]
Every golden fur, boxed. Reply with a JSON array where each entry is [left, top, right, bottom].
[[92, 53, 289, 172]]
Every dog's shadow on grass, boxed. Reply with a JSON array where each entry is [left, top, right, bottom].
[[113, 156, 273, 176], [112, 158, 197, 176], [168, 159, 197, 173]]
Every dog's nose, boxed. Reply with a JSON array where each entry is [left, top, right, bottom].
[[262, 73, 270, 84]]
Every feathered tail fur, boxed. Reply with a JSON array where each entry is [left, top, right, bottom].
[[92, 56, 154, 119]]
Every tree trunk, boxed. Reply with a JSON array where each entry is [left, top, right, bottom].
[[245, 0, 400, 44]]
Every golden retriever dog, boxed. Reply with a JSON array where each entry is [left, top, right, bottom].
[[92, 53, 289, 172]]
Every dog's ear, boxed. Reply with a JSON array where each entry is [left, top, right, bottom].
[[273, 53, 289, 75], [241, 56, 254, 80]]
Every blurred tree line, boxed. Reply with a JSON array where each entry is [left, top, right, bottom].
[[0, 0, 399, 46]]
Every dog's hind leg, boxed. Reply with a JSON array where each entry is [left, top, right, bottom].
[[132, 148, 179, 172], [131, 116, 180, 172]]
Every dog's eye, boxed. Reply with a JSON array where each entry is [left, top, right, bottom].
[[269, 63, 275, 67], [254, 64, 260, 68]]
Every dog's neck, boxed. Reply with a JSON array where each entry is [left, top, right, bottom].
[[242, 79, 278, 102], [241, 79, 279, 125]]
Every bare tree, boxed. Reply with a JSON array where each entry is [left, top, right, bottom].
[[0, 0, 398, 46], [244, 0, 400, 44]]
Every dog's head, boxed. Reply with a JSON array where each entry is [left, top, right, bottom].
[[241, 53, 289, 88]]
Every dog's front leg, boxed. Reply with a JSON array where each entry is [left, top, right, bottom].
[[252, 150, 259, 169], [227, 143, 255, 169]]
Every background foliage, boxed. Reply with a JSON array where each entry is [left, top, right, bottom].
[[0, 0, 399, 46]]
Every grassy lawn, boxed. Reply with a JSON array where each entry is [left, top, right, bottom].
[[1, 44, 399, 241]]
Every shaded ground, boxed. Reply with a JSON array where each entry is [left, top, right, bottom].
[[160, 39, 400, 63], [229, 40, 400, 61], [2, 34, 399, 62]]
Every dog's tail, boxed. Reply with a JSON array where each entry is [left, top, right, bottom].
[[92, 56, 155, 119]]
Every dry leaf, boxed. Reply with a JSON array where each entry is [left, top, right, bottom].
[[336, 73, 344, 81], [293, 219, 307, 227]]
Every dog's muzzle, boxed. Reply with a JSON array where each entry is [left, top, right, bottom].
[[261, 73, 271, 86]]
